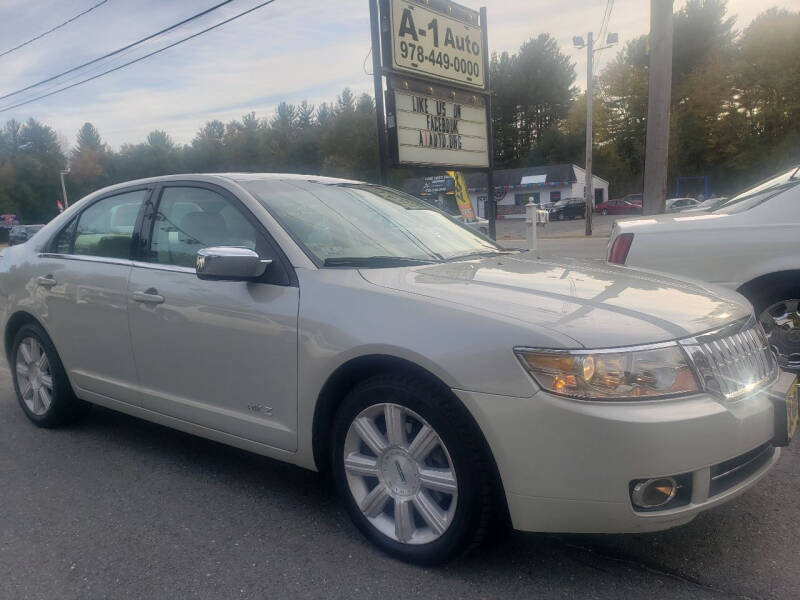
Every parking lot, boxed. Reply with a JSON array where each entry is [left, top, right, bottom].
[[1, 324, 798, 599]]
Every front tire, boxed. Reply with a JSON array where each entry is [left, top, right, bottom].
[[744, 281, 800, 372], [331, 374, 496, 565], [11, 323, 90, 427]]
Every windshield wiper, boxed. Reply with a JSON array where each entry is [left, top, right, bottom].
[[444, 250, 515, 262], [323, 256, 439, 268]]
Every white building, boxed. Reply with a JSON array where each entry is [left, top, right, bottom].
[[403, 164, 610, 220]]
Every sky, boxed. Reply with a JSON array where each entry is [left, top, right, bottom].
[[0, 0, 794, 150]]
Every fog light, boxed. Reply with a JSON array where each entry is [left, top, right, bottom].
[[631, 477, 678, 509]]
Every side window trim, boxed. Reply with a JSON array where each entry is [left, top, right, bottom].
[[139, 180, 297, 287]]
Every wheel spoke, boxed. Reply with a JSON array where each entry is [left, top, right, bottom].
[[19, 340, 32, 364], [394, 498, 414, 543], [360, 484, 390, 518], [353, 417, 388, 456], [40, 374, 53, 391], [16, 362, 29, 377], [28, 340, 41, 365], [413, 491, 447, 535], [344, 453, 379, 478], [37, 351, 48, 370], [38, 387, 51, 412], [418, 467, 457, 494], [31, 386, 43, 413], [19, 378, 32, 399], [384, 404, 406, 447], [407, 424, 438, 462]]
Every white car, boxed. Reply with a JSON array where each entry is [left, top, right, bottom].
[[608, 166, 800, 371], [0, 174, 793, 565], [665, 197, 702, 212], [681, 197, 728, 214]]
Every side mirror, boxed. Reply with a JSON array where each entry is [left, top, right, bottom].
[[195, 247, 271, 281]]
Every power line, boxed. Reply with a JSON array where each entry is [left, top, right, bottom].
[[596, 0, 612, 56], [0, 0, 277, 114], [0, 0, 239, 103], [0, 0, 110, 60], [593, 0, 615, 74]]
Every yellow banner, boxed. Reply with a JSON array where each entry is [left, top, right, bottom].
[[445, 171, 476, 220]]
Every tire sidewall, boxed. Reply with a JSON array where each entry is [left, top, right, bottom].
[[11, 323, 75, 427], [331, 377, 484, 565]]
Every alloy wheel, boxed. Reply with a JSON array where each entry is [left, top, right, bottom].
[[343, 403, 458, 545], [16, 337, 53, 415], [759, 299, 800, 371]]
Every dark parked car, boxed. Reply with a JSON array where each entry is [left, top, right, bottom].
[[548, 197, 586, 220], [8, 224, 44, 246]]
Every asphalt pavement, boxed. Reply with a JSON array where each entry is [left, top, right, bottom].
[[1, 355, 799, 599]]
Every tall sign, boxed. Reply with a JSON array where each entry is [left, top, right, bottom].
[[369, 0, 496, 237]]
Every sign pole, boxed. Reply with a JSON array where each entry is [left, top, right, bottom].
[[480, 7, 495, 240], [369, 0, 389, 185]]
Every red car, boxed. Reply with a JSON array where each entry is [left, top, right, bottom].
[[595, 194, 643, 215]]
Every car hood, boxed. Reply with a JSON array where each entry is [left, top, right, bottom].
[[359, 255, 750, 348]]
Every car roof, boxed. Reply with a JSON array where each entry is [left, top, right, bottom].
[[83, 173, 365, 198]]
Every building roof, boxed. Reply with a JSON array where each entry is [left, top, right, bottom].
[[403, 164, 588, 195]]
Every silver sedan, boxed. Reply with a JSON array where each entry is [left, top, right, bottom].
[[0, 174, 792, 564]]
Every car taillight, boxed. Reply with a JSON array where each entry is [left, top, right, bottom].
[[608, 233, 634, 265]]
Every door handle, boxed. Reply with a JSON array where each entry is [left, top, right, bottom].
[[36, 276, 57, 288], [132, 289, 165, 304]]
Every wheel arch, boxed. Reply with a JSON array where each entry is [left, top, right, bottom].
[[4, 310, 46, 359], [311, 354, 508, 517], [737, 270, 800, 303]]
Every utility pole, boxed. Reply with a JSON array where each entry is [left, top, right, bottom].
[[59, 169, 70, 209], [574, 31, 616, 236], [643, 0, 674, 215], [584, 31, 594, 236], [368, 0, 388, 185]]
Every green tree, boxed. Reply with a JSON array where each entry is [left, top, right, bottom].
[[69, 123, 111, 199], [490, 34, 577, 165]]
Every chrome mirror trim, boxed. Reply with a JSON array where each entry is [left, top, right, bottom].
[[195, 247, 271, 281]]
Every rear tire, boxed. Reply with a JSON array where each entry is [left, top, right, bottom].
[[331, 373, 497, 565], [11, 323, 90, 427]]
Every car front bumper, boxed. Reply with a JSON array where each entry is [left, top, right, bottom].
[[453, 376, 787, 534]]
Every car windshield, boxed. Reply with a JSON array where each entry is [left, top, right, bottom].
[[712, 167, 800, 214], [552, 199, 569, 207], [241, 179, 503, 265]]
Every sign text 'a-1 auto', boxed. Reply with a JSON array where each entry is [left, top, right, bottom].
[[387, 0, 485, 90]]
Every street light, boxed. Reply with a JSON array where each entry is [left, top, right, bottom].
[[574, 30, 617, 236]]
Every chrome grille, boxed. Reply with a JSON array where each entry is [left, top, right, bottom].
[[680, 318, 778, 400]]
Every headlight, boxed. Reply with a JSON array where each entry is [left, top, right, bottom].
[[515, 344, 700, 400]]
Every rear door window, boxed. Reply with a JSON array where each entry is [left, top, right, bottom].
[[72, 190, 148, 259]]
